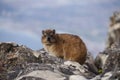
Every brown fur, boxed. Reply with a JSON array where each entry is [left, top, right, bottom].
[[106, 11, 120, 48], [41, 29, 87, 64]]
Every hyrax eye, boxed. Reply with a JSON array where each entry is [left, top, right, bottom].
[[43, 33, 47, 36]]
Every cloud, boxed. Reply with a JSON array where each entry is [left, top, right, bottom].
[[1, 0, 118, 10], [0, 0, 119, 56], [1, 0, 119, 19]]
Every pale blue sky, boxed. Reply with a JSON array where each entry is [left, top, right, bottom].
[[0, 0, 120, 56]]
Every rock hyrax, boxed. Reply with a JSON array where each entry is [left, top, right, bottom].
[[41, 29, 87, 64]]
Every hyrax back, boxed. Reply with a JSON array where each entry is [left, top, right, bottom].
[[106, 11, 120, 48], [41, 29, 87, 64]]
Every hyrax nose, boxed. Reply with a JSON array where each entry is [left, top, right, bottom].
[[47, 36, 51, 41]]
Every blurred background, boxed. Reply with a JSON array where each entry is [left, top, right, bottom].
[[0, 0, 120, 57]]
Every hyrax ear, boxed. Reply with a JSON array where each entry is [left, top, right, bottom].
[[53, 29, 56, 34], [42, 30, 44, 35]]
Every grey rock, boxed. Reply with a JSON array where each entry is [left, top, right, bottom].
[[0, 42, 94, 80], [102, 48, 120, 73], [1, 42, 120, 80], [94, 46, 120, 80], [69, 75, 88, 80], [95, 52, 108, 70]]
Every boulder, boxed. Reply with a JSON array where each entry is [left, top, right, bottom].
[[0, 42, 96, 80], [0, 42, 120, 80]]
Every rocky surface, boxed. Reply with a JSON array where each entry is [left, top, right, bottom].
[[95, 43, 120, 80], [0, 42, 120, 80]]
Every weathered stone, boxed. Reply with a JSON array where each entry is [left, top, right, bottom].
[[0, 42, 42, 79], [69, 75, 87, 80], [0, 42, 120, 80]]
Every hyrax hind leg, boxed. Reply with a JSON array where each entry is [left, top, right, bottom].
[[63, 46, 86, 65]]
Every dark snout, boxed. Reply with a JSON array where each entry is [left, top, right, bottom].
[[47, 36, 51, 41]]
